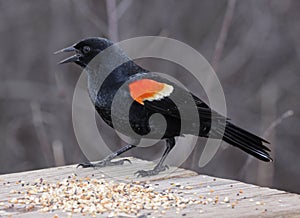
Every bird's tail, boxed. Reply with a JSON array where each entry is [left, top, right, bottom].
[[215, 122, 272, 162]]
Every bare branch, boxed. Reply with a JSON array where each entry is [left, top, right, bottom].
[[106, 0, 119, 42], [239, 110, 294, 180], [74, 1, 107, 35], [117, 0, 133, 20], [211, 0, 237, 72], [52, 139, 65, 166], [263, 110, 294, 139], [31, 101, 53, 166]]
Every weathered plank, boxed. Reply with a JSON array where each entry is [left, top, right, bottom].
[[0, 157, 299, 217]]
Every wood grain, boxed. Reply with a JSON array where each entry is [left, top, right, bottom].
[[0, 157, 299, 217]]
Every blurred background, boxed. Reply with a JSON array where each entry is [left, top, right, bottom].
[[0, 0, 299, 193]]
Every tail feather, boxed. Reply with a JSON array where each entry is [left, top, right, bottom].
[[215, 122, 272, 162], [227, 123, 269, 144], [226, 123, 271, 152]]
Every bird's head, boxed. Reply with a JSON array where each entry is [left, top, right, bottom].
[[55, 37, 113, 68]]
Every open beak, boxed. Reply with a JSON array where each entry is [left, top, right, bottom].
[[54, 45, 81, 64]]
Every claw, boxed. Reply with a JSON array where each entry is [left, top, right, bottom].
[[76, 162, 95, 168], [134, 170, 149, 177], [105, 159, 131, 166], [122, 159, 132, 164], [76, 158, 131, 169], [159, 165, 169, 170], [134, 165, 169, 177]]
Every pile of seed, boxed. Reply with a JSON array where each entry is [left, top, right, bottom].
[[6, 175, 204, 216]]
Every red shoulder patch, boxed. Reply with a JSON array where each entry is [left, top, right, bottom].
[[129, 79, 174, 105]]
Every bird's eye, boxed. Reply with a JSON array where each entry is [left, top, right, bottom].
[[82, 46, 91, 54]]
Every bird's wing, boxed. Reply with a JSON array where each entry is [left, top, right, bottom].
[[126, 74, 225, 121]]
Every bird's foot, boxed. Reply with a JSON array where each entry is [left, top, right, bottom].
[[135, 165, 169, 177], [77, 158, 131, 168]]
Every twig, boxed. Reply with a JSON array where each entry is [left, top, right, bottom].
[[116, 0, 133, 20], [263, 110, 294, 139], [74, 1, 107, 35], [106, 0, 119, 42], [52, 139, 66, 166], [31, 101, 53, 166], [239, 109, 294, 179], [211, 0, 237, 72]]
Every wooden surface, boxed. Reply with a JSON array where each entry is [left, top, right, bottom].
[[0, 157, 300, 218]]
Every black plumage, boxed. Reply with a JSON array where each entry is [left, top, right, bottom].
[[55, 37, 272, 177]]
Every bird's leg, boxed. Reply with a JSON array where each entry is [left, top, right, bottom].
[[77, 144, 136, 168], [135, 138, 176, 177]]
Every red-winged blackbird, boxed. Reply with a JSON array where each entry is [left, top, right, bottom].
[[55, 37, 272, 177]]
